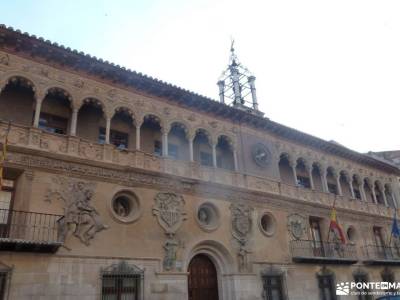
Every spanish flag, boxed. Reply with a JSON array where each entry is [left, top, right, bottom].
[[0, 125, 9, 190], [329, 207, 346, 244]]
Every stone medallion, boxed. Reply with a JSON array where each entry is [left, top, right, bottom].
[[251, 143, 271, 168]]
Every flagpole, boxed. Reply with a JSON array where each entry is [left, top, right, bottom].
[[327, 195, 338, 242]]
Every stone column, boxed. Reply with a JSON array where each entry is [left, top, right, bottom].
[[336, 175, 343, 196], [233, 149, 238, 172], [391, 192, 398, 208], [291, 163, 297, 186], [33, 98, 44, 128], [212, 143, 217, 168], [381, 186, 389, 207], [162, 130, 168, 157], [321, 169, 329, 193], [248, 76, 259, 110], [70, 107, 79, 136], [360, 181, 367, 202], [348, 177, 355, 199], [307, 166, 315, 190], [135, 122, 142, 151], [217, 80, 225, 104], [371, 186, 377, 204], [105, 117, 111, 144], [188, 136, 194, 162]]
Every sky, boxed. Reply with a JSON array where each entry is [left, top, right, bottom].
[[1, 0, 399, 153]]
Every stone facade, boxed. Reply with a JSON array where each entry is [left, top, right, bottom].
[[0, 26, 399, 300]]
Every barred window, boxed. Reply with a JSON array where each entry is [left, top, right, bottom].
[[353, 272, 371, 300], [101, 261, 144, 300], [317, 274, 336, 300], [262, 275, 285, 300]]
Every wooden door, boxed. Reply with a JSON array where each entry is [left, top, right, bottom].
[[188, 254, 219, 300]]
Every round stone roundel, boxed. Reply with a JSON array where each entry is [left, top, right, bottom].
[[251, 143, 271, 168]]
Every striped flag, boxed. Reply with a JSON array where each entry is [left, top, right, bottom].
[[329, 207, 346, 244]]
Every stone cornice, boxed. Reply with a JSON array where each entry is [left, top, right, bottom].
[[0, 25, 399, 175]]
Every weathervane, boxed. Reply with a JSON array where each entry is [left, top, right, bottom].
[[217, 39, 261, 114]]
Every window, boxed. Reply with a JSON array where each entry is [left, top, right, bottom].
[[168, 143, 179, 160], [373, 226, 386, 259], [317, 273, 336, 300], [99, 128, 129, 149], [310, 217, 324, 257], [154, 141, 162, 156], [381, 268, 396, 294], [297, 176, 311, 189], [354, 188, 361, 200], [0, 179, 15, 239], [200, 151, 212, 167], [353, 272, 371, 300], [0, 272, 8, 300], [262, 275, 285, 300], [101, 261, 143, 300], [38, 112, 68, 135], [327, 183, 337, 195]]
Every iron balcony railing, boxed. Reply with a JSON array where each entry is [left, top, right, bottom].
[[290, 239, 358, 263], [363, 245, 400, 263], [0, 209, 64, 251]]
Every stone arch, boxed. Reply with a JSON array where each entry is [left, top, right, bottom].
[[0, 74, 38, 126], [339, 170, 352, 198], [311, 162, 324, 192], [363, 177, 375, 203], [112, 105, 138, 123], [216, 133, 236, 150], [193, 127, 213, 145], [77, 95, 107, 113], [184, 240, 235, 300], [295, 157, 311, 188], [167, 120, 191, 139], [142, 113, 165, 130], [43, 86, 74, 106], [374, 180, 385, 205], [326, 166, 339, 195], [279, 152, 295, 185], [0, 72, 38, 95]]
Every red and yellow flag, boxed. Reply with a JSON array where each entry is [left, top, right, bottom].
[[329, 207, 346, 244]]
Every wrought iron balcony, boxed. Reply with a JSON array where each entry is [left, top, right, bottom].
[[290, 240, 358, 264], [363, 245, 400, 265], [0, 209, 64, 252]]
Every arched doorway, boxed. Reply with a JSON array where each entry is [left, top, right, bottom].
[[188, 254, 219, 300]]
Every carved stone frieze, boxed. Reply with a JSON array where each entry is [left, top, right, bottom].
[[46, 176, 108, 246]]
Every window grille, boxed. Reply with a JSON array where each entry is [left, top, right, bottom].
[[317, 272, 336, 300], [101, 261, 144, 300]]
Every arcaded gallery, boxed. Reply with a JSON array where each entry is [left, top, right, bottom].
[[0, 25, 399, 300]]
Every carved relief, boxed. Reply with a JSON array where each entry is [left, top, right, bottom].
[[153, 192, 187, 271], [0, 53, 9, 66], [230, 203, 253, 272], [46, 176, 108, 245], [287, 213, 307, 240], [153, 192, 187, 235]]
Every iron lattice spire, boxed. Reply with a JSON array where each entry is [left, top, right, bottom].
[[217, 41, 261, 114]]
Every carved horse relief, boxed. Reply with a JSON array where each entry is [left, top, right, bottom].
[[46, 176, 108, 246]]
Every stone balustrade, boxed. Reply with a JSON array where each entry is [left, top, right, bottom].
[[0, 121, 397, 219]]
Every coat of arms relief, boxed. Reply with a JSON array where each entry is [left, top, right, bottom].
[[287, 213, 307, 240], [46, 176, 108, 246], [153, 192, 187, 271], [230, 203, 253, 272]]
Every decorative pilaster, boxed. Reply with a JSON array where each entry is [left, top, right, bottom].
[[371, 186, 377, 204], [290, 162, 297, 186], [348, 178, 355, 199]]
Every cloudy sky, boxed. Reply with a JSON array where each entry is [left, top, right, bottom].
[[1, 0, 399, 153]]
